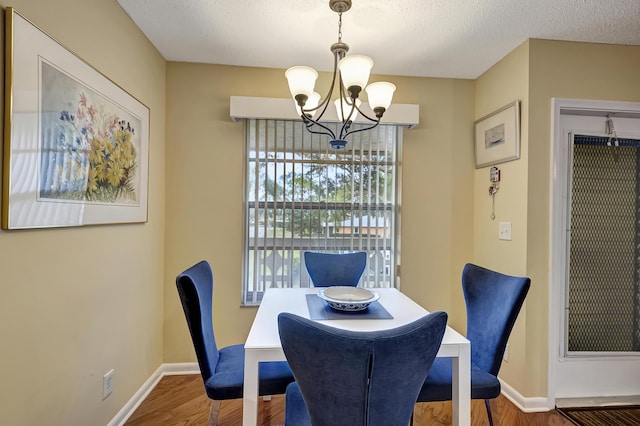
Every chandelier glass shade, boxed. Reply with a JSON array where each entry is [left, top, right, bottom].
[[285, 0, 396, 149]]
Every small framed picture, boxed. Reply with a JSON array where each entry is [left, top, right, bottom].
[[474, 100, 520, 168]]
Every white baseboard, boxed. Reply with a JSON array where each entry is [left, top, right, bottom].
[[500, 379, 554, 412], [109, 363, 555, 424], [556, 395, 640, 408], [161, 362, 200, 375], [107, 362, 200, 426]]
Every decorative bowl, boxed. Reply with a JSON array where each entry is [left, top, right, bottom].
[[317, 286, 379, 311]]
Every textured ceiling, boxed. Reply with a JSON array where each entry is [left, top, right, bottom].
[[117, 0, 640, 79]]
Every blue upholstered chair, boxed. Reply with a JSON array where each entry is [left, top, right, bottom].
[[416, 263, 530, 426], [303, 251, 367, 287], [176, 260, 295, 423], [278, 310, 448, 426]]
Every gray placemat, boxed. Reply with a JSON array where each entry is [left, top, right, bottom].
[[306, 294, 394, 320]]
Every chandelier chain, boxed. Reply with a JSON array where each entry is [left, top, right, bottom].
[[338, 12, 343, 43]]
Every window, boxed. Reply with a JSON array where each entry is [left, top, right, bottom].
[[242, 119, 401, 305]]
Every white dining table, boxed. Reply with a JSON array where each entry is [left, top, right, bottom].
[[242, 287, 471, 426]]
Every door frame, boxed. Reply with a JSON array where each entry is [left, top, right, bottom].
[[549, 98, 640, 402]]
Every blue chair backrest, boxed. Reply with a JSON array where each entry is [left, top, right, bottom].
[[303, 251, 367, 287], [462, 263, 530, 376], [278, 311, 448, 426], [176, 260, 220, 382]]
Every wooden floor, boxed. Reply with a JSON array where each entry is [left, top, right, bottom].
[[124, 374, 575, 426]]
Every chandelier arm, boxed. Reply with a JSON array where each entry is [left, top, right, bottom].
[[302, 48, 342, 119], [303, 88, 332, 117], [336, 71, 360, 124], [306, 126, 337, 139], [340, 120, 381, 140], [352, 103, 381, 122], [302, 115, 338, 140], [338, 74, 355, 106], [337, 119, 352, 141], [335, 100, 361, 140], [338, 97, 359, 121]]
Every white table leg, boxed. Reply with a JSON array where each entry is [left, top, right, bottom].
[[451, 343, 471, 426], [243, 351, 260, 426]]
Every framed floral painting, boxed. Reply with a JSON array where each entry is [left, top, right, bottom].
[[2, 8, 149, 229]]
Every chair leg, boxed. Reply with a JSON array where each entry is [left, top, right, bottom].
[[208, 399, 221, 426], [484, 399, 494, 426]]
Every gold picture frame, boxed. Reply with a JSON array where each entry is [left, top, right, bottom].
[[474, 100, 520, 168], [2, 8, 150, 229]]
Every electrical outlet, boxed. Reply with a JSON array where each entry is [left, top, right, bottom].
[[503, 344, 509, 363], [103, 369, 114, 399]]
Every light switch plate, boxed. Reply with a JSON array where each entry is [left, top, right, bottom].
[[103, 369, 114, 399], [499, 222, 512, 240]]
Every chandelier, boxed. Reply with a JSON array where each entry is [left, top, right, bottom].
[[284, 0, 396, 149]]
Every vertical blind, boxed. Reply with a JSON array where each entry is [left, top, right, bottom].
[[242, 119, 401, 305]]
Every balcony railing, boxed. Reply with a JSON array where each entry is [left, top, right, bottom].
[[244, 246, 394, 305]]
